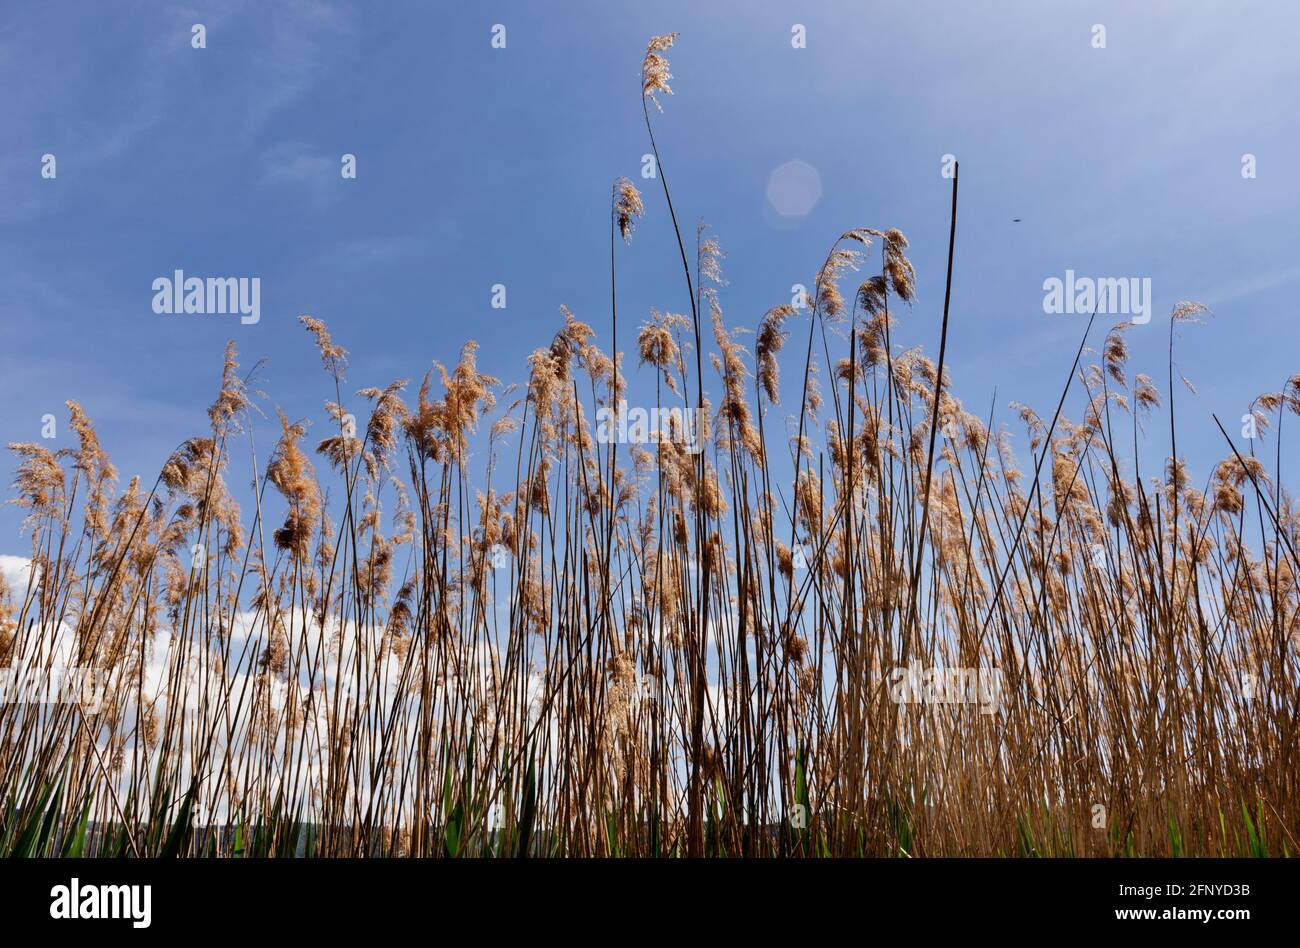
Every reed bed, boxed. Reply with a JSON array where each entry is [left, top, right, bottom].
[[1, 33, 1296, 858]]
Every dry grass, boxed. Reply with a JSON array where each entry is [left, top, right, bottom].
[[1, 33, 1297, 858]]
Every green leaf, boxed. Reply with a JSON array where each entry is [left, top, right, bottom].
[[1242, 799, 1261, 857], [516, 751, 537, 858], [62, 796, 92, 858], [10, 778, 58, 858], [160, 781, 197, 858]]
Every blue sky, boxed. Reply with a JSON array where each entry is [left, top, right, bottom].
[[2, 0, 1298, 546]]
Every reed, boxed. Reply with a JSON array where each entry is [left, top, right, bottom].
[[1, 33, 1296, 858]]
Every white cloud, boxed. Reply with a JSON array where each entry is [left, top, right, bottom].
[[0, 554, 36, 598]]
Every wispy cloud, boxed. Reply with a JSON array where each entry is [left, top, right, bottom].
[[1201, 265, 1300, 309], [258, 141, 340, 205], [332, 236, 428, 269], [238, 0, 356, 137]]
